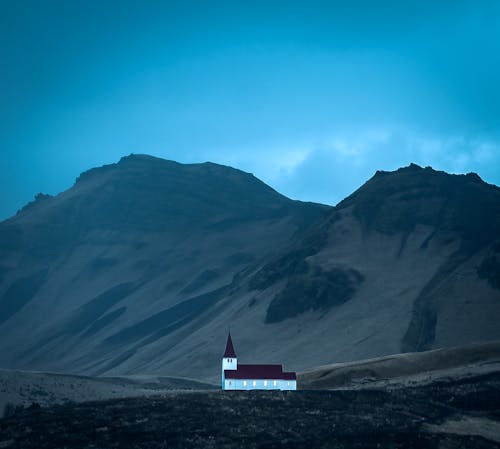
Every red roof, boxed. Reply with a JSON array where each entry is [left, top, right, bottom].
[[224, 364, 296, 380], [223, 332, 237, 358]]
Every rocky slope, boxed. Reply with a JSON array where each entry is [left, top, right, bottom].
[[298, 341, 500, 390], [159, 164, 500, 381], [0, 155, 328, 377], [0, 369, 215, 413], [0, 157, 499, 382]]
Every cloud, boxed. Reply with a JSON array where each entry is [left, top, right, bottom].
[[1, 1, 500, 219], [269, 130, 500, 206]]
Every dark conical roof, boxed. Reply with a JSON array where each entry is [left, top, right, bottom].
[[223, 332, 237, 358]]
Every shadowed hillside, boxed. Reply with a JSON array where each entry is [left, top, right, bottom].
[[298, 341, 500, 390], [224, 164, 500, 376], [0, 369, 216, 412], [0, 155, 328, 376], [0, 157, 499, 381]]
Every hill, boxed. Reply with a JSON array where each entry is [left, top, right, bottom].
[[218, 164, 500, 377], [298, 341, 500, 389], [0, 369, 215, 413], [0, 157, 499, 381], [0, 155, 328, 377]]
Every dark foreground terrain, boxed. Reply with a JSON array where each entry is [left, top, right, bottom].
[[1, 371, 500, 449]]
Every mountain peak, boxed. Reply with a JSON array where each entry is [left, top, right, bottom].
[[1, 157, 500, 380], [393, 163, 485, 181], [400, 162, 424, 172], [13, 154, 327, 235], [117, 153, 178, 167], [337, 163, 500, 253]]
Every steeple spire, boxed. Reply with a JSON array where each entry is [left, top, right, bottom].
[[223, 332, 237, 358]]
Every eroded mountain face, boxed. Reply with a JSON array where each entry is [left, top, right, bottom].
[[239, 165, 500, 365], [0, 155, 328, 375], [0, 157, 499, 381], [243, 165, 500, 357]]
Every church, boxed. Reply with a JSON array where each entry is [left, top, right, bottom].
[[221, 332, 297, 390]]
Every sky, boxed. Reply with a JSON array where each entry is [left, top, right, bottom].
[[1, 0, 499, 219]]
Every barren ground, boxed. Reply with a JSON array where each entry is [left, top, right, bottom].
[[1, 371, 500, 448]]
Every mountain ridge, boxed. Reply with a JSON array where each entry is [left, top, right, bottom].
[[0, 156, 499, 381]]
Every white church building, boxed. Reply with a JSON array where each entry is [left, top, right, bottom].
[[221, 332, 297, 391]]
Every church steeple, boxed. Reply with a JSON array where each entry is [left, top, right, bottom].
[[222, 332, 238, 386], [223, 332, 237, 358]]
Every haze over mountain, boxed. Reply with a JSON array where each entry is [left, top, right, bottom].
[[0, 155, 499, 382]]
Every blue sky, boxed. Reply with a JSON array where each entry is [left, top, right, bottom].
[[1, 1, 499, 219]]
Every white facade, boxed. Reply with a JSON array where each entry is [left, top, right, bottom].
[[221, 356, 237, 388], [223, 378, 297, 391], [221, 333, 297, 391], [222, 357, 237, 371]]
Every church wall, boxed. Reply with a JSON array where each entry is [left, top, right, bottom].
[[222, 357, 237, 371], [223, 379, 297, 391]]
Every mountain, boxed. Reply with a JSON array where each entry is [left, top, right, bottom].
[[0, 157, 499, 382], [219, 164, 500, 375], [0, 154, 328, 377]]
